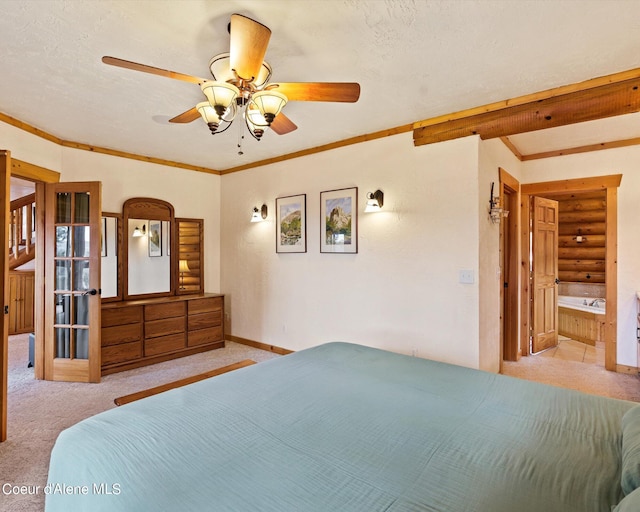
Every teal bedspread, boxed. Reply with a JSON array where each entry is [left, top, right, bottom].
[[46, 342, 635, 511]]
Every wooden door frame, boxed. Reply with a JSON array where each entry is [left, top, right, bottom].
[[1, 155, 60, 441], [1, 152, 11, 441], [520, 174, 621, 371], [499, 168, 520, 362]]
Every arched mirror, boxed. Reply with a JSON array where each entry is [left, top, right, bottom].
[[123, 197, 175, 300]]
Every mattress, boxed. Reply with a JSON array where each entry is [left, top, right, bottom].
[[46, 342, 636, 511]]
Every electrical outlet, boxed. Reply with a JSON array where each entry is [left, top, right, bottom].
[[459, 269, 475, 284]]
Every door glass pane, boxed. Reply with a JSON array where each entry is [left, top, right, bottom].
[[74, 329, 89, 359], [73, 226, 90, 257], [55, 294, 71, 324], [73, 260, 90, 291], [56, 226, 71, 257], [56, 193, 71, 223], [55, 262, 71, 291], [74, 193, 90, 223], [74, 295, 89, 325], [55, 328, 71, 358]]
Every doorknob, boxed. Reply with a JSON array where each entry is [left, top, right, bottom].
[[555, 278, 560, 285], [83, 288, 98, 296]]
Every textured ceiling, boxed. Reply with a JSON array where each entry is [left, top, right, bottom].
[[1, 0, 639, 171]]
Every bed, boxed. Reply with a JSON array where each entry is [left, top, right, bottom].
[[46, 342, 640, 511]]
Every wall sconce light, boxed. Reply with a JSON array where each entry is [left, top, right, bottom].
[[572, 229, 587, 243], [251, 204, 268, 222], [132, 225, 146, 237], [179, 259, 190, 289], [364, 190, 384, 212], [489, 182, 509, 223]]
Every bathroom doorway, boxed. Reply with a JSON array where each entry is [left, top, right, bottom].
[[519, 174, 621, 371]]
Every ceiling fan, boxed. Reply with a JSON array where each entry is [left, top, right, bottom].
[[102, 13, 360, 143]]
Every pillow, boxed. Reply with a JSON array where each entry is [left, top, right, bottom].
[[613, 486, 640, 512], [621, 406, 640, 495]]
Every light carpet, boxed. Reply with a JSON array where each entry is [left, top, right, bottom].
[[0, 334, 280, 512]]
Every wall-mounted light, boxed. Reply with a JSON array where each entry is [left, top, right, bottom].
[[489, 182, 509, 223], [572, 229, 587, 243], [251, 204, 268, 222], [364, 190, 384, 212], [132, 225, 146, 237]]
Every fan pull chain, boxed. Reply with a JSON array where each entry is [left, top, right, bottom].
[[237, 106, 245, 155]]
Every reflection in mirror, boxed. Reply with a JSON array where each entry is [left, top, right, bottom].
[[128, 219, 171, 296], [101, 214, 121, 301]]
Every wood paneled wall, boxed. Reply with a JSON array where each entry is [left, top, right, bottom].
[[557, 191, 606, 283]]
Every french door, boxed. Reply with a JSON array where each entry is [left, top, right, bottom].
[[44, 182, 101, 382]]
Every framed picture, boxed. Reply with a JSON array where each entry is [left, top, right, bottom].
[[148, 220, 162, 257], [276, 194, 306, 253], [320, 187, 358, 253], [101, 217, 107, 257]]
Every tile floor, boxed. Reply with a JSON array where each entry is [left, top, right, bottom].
[[537, 335, 605, 365]]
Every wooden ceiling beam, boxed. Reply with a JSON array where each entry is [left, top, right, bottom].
[[413, 68, 640, 147]]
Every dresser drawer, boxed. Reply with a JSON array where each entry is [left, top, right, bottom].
[[145, 333, 186, 356], [102, 323, 143, 347], [102, 341, 142, 366], [102, 306, 143, 327], [188, 297, 223, 315], [145, 317, 185, 339], [187, 326, 223, 347], [187, 311, 222, 331], [145, 301, 185, 321]]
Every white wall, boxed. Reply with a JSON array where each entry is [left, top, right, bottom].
[[0, 120, 222, 293], [477, 138, 523, 371], [221, 133, 486, 369], [0, 120, 61, 170], [60, 148, 222, 293], [522, 146, 640, 367]]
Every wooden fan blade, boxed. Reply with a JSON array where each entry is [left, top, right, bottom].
[[229, 14, 271, 82], [102, 56, 207, 85], [270, 82, 361, 103], [169, 107, 200, 123], [270, 113, 297, 135]]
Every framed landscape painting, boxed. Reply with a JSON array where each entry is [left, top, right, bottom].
[[320, 187, 357, 253], [276, 194, 307, 253], [148, 220, 162, 257]]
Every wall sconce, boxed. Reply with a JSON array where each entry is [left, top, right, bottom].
[[364, 190, 384, 212], [179, 259, 190, 289], [132, 225, 146, 237], [572, 229, 587, 243], [251, 204, 268, 222], [489, 182, 509, 223]]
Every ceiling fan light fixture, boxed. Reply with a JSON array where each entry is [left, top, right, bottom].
[[196, 101, 222, 133], [200, 81, 240, 119], [209, 52, 272, 89], [251, 90, 288, 124], [245, 107, 268, 140]]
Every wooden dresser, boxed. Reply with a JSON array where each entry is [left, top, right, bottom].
[[101, 293, 224, 375]]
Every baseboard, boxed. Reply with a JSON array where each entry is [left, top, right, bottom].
[[227, 334, 294, 356], [616, 364, 639, 375]]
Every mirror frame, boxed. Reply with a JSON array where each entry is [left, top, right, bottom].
[[100, 211, 123, 302], [123, 197, 175, 300]]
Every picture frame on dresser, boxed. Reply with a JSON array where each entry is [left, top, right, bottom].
[[320, 187, 358, 253], [276, 194, 307, 253]]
